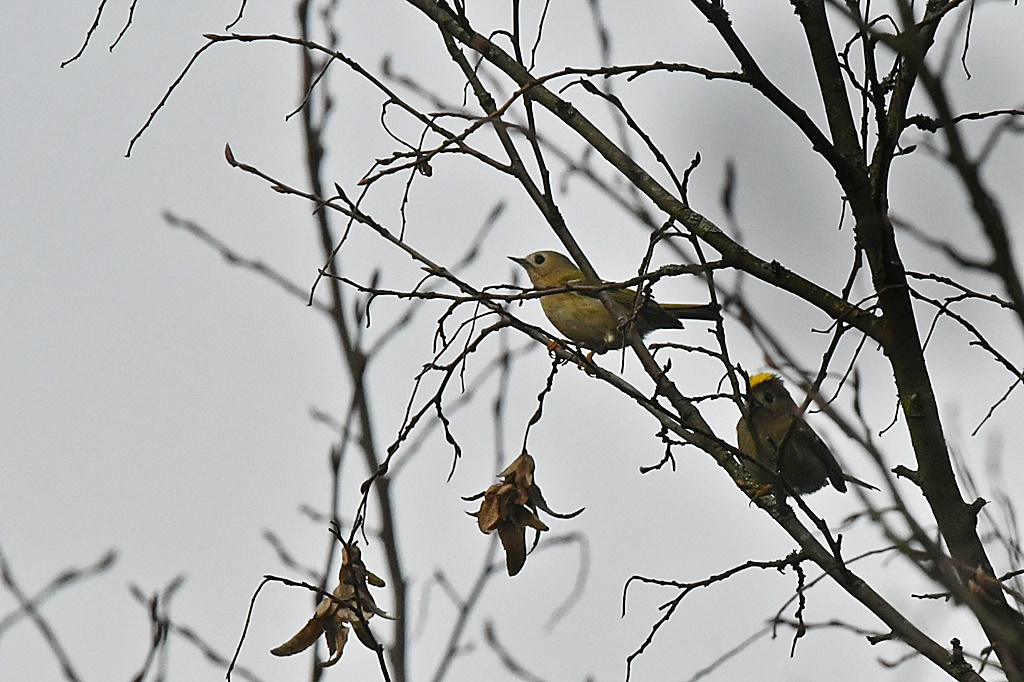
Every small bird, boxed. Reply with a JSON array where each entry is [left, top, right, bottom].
[[736, 373, 875, 496], [509, 250, 718, 353]]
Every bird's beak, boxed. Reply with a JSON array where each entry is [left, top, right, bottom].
[[508, 255, 528, 267]]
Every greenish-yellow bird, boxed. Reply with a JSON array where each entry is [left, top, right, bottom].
[[737, 373, 876, 496], [509, 250, 717, 353]]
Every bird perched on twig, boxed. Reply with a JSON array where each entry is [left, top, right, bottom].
[[736, 372, 877, 497], [509, 250, 718, 354]]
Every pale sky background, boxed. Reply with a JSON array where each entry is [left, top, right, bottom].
[[3, 2, 1024, 681]]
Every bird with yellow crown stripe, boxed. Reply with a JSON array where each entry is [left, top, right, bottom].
[[736, 373, 876, 497]]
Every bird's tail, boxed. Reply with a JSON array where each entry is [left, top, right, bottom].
[[844, 474, 880, 491], [661, 302, 720, 321]]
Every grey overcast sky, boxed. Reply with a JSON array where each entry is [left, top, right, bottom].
[[3, 2, 1024, 681]]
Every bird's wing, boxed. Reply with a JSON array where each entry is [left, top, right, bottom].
[[793, 420, 847, 493]]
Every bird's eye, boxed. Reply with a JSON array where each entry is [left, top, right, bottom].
[[533, 254, 546, 265], [762, 392, 774, 404]]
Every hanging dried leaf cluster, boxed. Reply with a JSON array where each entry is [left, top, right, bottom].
[[270, 542, 391, 667], [465, 452, 584, 576]]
